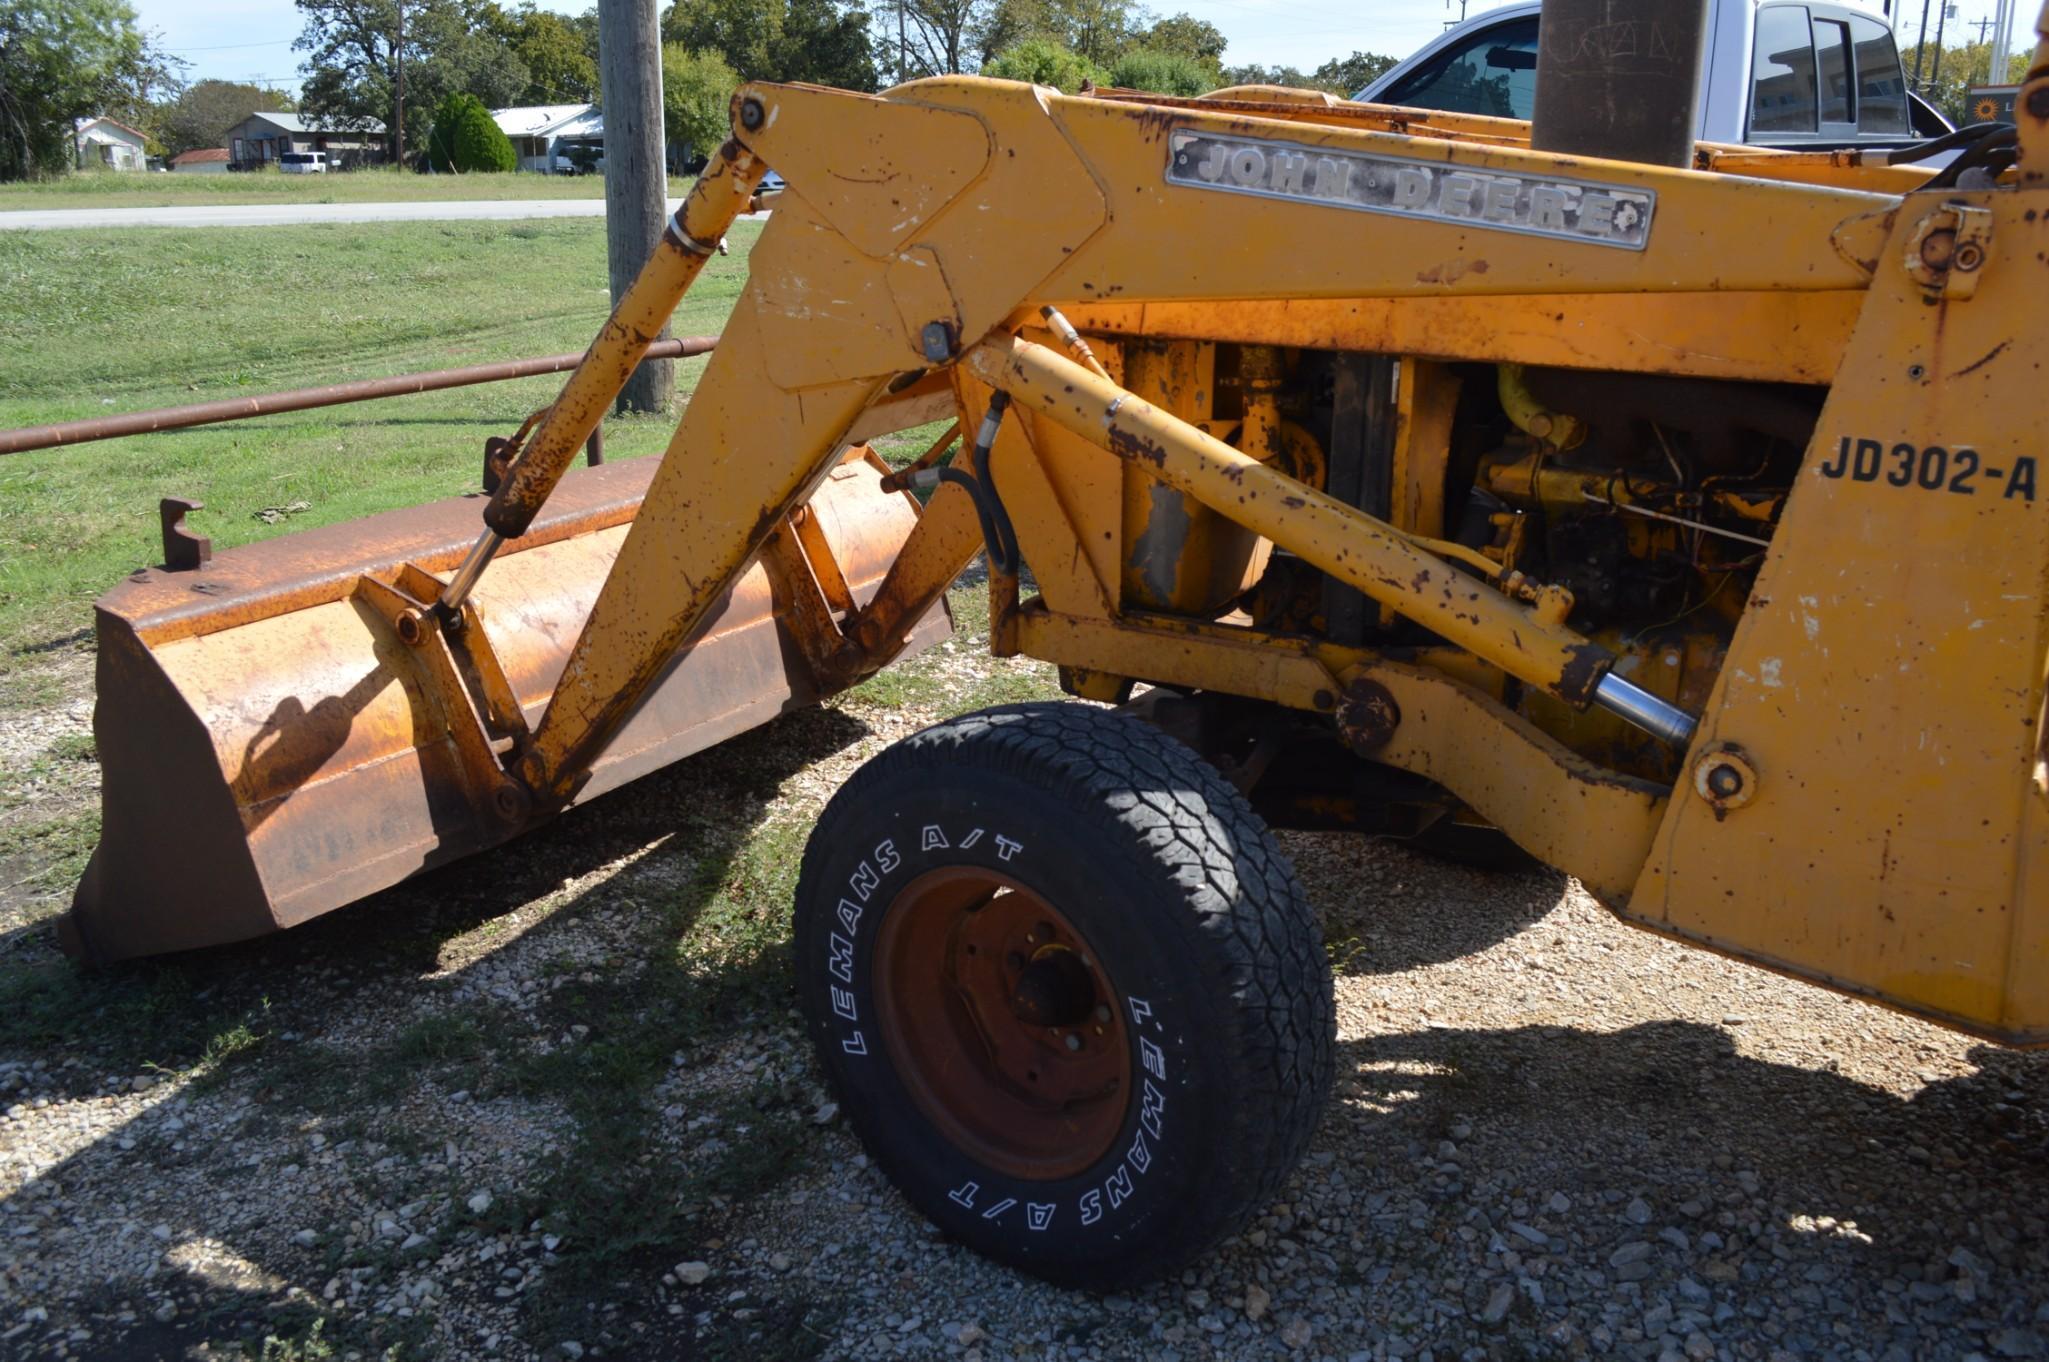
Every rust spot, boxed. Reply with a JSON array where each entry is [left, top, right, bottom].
[[1415, 258, 1486, 286], [1557, 642, 1610, 707], [1107, 425, 1169, 467], [1955, 340, 2009, 377]]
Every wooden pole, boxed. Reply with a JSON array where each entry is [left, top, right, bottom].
[[598, 0, 672, 414]]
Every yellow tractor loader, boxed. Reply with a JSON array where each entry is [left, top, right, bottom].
[[60, 0, 2049, 1289]]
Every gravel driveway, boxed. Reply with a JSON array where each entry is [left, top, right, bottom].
[[1, 606, 2044, 1361]]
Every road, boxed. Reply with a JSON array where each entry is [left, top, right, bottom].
[[0, 198, 765, 231]]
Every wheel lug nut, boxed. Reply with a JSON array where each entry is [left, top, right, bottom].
[[1064, 1033, 1082, 1051], [1094, 1004, 1111, 1024]]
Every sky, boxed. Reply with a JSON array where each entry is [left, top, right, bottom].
[[131, 0, 2016, 94], [130, 0, 1489, 93]]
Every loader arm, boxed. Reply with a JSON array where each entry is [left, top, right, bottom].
[[509, 75, 1885, 806], [467, 63, 2049, 1044]]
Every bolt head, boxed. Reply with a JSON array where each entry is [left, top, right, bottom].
[[1063, 1033, 1082, 1052], [920, 320, 957, 362], [1692, 743, 1758, 811], [1919, 228, 1957, 271]]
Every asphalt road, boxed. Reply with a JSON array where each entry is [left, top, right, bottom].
[[0, 198, 738, 231]]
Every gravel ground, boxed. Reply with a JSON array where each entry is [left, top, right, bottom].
[[1, 610, 2045, 1362]]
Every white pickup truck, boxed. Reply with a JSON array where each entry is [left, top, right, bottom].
[[1358, 0, 1953, 149]]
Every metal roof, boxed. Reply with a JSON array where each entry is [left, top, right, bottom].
[[239, 111, 387, 135]]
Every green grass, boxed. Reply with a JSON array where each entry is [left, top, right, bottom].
[[0, 165, 692, 212], [0, 217, 759, 695]]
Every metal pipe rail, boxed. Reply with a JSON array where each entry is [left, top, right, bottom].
[[0, 335, 722, 457]]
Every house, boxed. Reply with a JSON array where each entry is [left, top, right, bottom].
[[170, 147, 231, 175], [490, 104, 602, 173], [224, 112, 387, 171], [486, 102, 714, 175], [74, 117, 148, 171]]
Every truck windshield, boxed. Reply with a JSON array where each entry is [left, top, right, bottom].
[[1374, 16, 1540, 121]]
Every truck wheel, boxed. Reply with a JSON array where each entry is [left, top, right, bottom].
[[794, 702, 1334, 1288]]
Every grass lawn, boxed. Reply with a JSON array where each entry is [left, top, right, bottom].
[[0, 216, 757, 693], [0, 166, 691, 212], [0, 208, 1061, 1360]]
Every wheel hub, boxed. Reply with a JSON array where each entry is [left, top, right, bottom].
[[873, 866, 1132, 1181]]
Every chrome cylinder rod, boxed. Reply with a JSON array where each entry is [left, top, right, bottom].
[[1595, 672, 1699, 748], [435, 529, 504, 620]]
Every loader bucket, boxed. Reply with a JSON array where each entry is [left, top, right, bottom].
[[61, 455, 947, 964]]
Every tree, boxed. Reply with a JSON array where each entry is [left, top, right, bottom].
[[663, 0, 780, 76], [98, 29, 186, 151], [982, 35, 1099, 91], [0, 0, 176, 178], [157, 79, 295, 159], [430, 2, 530, 108], [1134, 12, 1221, 66], [1902, 39, 2030, 124], [296, 0, 528, 158], [1105, 46, 1209, 95], [973, 0, 1130, 68], [1220, 63, 1310, 89], [971, 0, 1043, 67], [661, 0, 873, 87], [1050, 0, 1128, 65], [775, 0, 874, 87], [1312, 50, 1395, 97], [492, 2, 597, 101], [873, 0, 984, 82], [426, 88, 514, 168], [661, 42, 735, 161], [1218, 52, 1395, 98]]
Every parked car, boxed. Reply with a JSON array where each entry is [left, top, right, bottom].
[[1357, 0, 1953, 149], [278, 151, 328, 175]]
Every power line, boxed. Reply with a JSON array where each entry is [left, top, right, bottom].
[[163, 37, 298, 53]]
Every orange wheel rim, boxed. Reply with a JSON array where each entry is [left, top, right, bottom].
[[871, 866, 1133, 1181]]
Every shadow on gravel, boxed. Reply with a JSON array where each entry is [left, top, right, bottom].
[[1308, 835, 1570, 976], [1328, 1020, 2048, 1352], [0, 701, 873, 1360]]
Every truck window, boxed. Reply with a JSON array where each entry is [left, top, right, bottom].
[[1814, 18, 1854, 124], [1848, 15, 1910, 133], [1376, 17, 1540, 121], [1751, 5, 1819, 134]]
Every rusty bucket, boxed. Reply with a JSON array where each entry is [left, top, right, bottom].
[[62, 453, 946, 963]]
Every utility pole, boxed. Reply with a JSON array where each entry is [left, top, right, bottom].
[[1971, 13, 1993, 43], [1988, 0, 2015, 88], [392, 3, 405, 168], [1931, 0, 1951, 89], [598, 0, 671, 414], [1913, 0, 1932, 85]]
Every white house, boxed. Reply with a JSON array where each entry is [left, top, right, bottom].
[[170, 147, 231, 175], [74, 117, 148, 171], [490, 104, 602, 172]]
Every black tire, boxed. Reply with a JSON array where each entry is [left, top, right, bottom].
[[794, 701, 1334, 1289]]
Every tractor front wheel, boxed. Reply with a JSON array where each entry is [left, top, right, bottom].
[[793, 702, 1334, 1288]]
